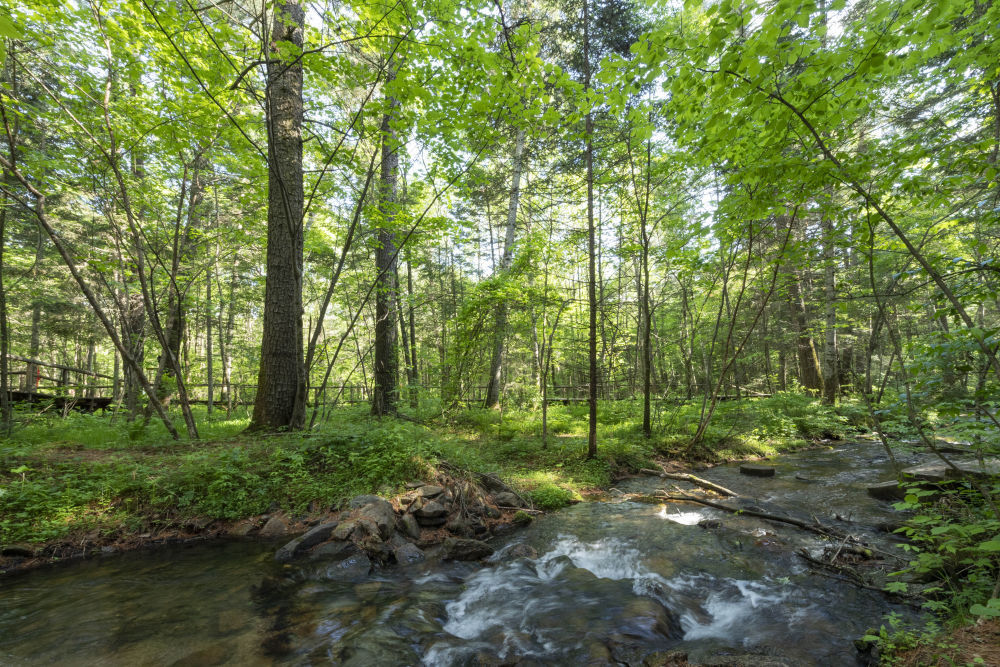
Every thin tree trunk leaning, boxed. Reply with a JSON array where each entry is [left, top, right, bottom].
[[372, 59, 401, 417], [250, 0, 307, 431], [484, 129, 525, 409], [0, 155, 180, 439]]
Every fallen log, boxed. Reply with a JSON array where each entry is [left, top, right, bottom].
[[639, 469, 738, 497]]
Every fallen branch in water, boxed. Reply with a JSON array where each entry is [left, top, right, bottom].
[[639, 469, 738, 497], [656, 492, 837, 535], [795, 548, 921, 608]]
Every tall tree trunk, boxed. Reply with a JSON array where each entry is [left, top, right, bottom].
[[484, 129, 525, 408], [372, 60, 401, 416], [821, 207, 838, 403], [583, 0, 598, 459], [782, 215, 822, 394], [250, 0, 306, 430], [406, 258, 418, 408], [206, 264, 213, 416]]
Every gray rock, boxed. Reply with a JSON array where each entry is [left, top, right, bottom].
[[417, 485, 445, 498], [319, 546, 371, 580], [483, 505, 501, 519], [902, 458, 1000, 482], [501, 543, 538, 560], [399, 513, 422, 540], [300, 521, 340, 548], [393, 541, 426, 565], [493, 491, 523, 507], [414, 500, 447, 520], [740, 464, 776, 477], [867, 480, 905, 501], [275, 537, 304, 563], [355, 499, 396, 540], [416, 514, 447, 527], [228, 522, 255, 537], [275, 521, 340, 562], [347, 494, 384, 509], [445, 517, 473, 537], [259, 515, 289, 538], [442, 537, 494, 561]]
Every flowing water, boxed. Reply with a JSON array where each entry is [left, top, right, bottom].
[[0, 443, 926, 666]]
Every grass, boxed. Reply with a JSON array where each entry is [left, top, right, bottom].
[[0, 393, 863, 546]]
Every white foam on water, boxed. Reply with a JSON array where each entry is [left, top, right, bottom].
[[658, 505, 706, 525], [674, 576, 790, 641]]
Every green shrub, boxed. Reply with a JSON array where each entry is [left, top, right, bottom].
[[529, 483, 576, 510]]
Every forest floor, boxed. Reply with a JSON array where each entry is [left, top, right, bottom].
[[0, 392, 869, 577]]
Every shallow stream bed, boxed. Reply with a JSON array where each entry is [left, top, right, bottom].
[[0, 442, 926, 665]]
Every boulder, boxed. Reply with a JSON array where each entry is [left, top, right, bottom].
[[355, 499, 396, 540], [740, 464, 776, 477], [442, 537, 494, 561], [347, 495, 384, 509], [399, 513, 422, 540], [416, 485, 445, 499], [334, 517, 382, 544], [413, 500, 448, 524], [501, 543, 538, 560], [275, 521, 339, 562], [317, 544, 372, 580], [493, 491, 523, 507], [259, 515, 289, 538], [393, 541, 426, 565], [445, 518, 473, 537], [228, 522, 255, 537]]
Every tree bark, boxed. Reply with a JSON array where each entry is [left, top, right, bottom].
[[583, 0, 598, 460], [820, 206, 838, 404], [372, 59, 401, 416], [250, 0, 306, 430], [484, 129, 525, 408]]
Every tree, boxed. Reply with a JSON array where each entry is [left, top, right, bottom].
[[250, 0, 307, 430]]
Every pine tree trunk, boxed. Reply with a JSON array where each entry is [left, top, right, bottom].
[[251, 0, 306, 430]]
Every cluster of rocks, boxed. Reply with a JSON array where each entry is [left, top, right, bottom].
[[272, 475, 529, 579]]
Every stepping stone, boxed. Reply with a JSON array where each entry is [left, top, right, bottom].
[[739, 464, 776, 477]]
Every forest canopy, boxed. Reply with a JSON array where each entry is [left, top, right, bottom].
[[0, 0, 997, 444]]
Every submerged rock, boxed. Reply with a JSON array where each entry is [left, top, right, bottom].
[[739, 464, 776, 478], [314, 542, 371, 580]]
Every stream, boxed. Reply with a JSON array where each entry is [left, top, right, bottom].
[[0, 442, 926, 666]]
